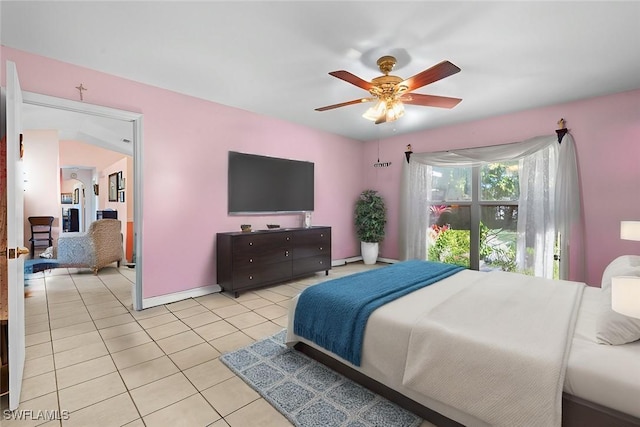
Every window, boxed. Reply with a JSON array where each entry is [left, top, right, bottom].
[[427, 161, 521, 272], [401, 135, 583, 281]]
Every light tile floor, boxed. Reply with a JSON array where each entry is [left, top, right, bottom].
[[2, 262, 434, 426]]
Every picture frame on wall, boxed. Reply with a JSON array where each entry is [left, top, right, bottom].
[[61, 193, 72, 204], [108, 172, 119, 201], [118, 191, 125, 203], [117, 171, 125, 190]]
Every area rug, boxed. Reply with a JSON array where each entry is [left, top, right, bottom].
[[24, 258, 60, 274], [220, 329, 422, 427]]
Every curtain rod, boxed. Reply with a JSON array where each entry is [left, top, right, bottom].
[[556, 118, 568, 144], [404, 119, 569, 163], [405, 144, 413, 163]]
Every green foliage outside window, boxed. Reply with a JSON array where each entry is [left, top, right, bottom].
[[428, 227, 470, 268], [481, 162, 519, 201], [479, 223, 517, 272], [428, 224, 517, 272]]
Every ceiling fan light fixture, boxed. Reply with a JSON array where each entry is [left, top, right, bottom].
[[363, 99, 404, 123], [317, 55, 461, 123], [387, 100, 405, 122], [362, 99, 386, 121]]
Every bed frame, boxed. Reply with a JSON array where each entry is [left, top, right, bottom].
[[294, 342, 640, 427]]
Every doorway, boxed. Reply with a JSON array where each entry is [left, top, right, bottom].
[[59, 169, 88, 234], [21, 91, 144, 310]]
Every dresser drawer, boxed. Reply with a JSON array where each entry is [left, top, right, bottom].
[[232, 262, 292, 290], [232, 232, 292, 265], [233, 248, 291, 266], [292, 228, 330, 244], [293, 242, 330, 259], [293, 255, 331, 277], [291, 228, 331, 259], [232, 232, 292, 255]]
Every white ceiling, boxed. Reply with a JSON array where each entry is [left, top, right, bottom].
[[21, 103, 134, 151], [2, 1, 640, 142]]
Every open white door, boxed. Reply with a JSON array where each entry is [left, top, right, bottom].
[[6, 60, 27, 410]]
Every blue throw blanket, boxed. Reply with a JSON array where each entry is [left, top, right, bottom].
[[293, 260, 464, 366]]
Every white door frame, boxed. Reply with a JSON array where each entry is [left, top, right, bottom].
[[22, 91, 144, 311], [6, 60, 26, 411]]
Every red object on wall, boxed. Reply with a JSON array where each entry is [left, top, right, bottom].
[[126, 221, 134, 263]]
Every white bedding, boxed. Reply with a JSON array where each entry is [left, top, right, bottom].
[[402, 271, 583, 427], [566, 286, 640, 418], [286, 269, 640, 425]]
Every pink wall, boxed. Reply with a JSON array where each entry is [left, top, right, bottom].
[[5, 45, 638, 295], [1, 46, 364, 299], [23, 130, 61, 242], [367, 89, 640, 286]]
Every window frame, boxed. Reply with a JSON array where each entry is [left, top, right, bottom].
[[428, 164, 520, 271]]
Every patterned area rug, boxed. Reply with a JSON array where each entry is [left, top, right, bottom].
[[220, 330, 423, 427], [24, 258, 60, 274]]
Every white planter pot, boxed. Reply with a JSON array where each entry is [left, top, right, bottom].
[[361, 242, 379, 265]]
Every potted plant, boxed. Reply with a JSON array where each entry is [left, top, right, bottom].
[[355, 189, 387, 264]]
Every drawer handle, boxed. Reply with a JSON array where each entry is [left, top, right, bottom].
[[249, 258, 253, 263], [319, 261, 323, 265], [249, 242, 253, 246], [249, 275, 253, 280], [319, 247, 323, 251], [320, 234, 324, 237], [285, 251, 289, 256], [286, 237, 290, 241]]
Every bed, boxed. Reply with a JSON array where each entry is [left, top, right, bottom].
[[286, 258, 640, 427]]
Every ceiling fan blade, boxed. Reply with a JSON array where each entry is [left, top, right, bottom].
[[315, 98, 373, 112], [328, 71, 374, 91], [400, 93, 462, 109], [401, 60, 461, 91]]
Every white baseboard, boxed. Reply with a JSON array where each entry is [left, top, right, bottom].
[[331, 256, 399, 267], [142, 284, 222, 309], [140, 257, 400, 310], [332, 256, 361, 266]]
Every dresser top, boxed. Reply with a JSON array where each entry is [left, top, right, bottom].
[[218, 226, 329, 237]]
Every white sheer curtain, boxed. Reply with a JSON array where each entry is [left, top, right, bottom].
[[399, 134, 584, 281], [555, 135, 585, 281], [516, 140, 558, 278]]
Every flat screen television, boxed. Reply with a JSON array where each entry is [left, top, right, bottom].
[[228, 151, 314, 214]]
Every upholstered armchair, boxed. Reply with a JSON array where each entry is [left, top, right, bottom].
[[57, 219, 124, 274]]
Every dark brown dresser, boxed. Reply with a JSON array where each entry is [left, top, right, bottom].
[[216, 226, 331, 297]]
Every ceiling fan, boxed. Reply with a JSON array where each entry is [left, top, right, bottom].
[[315, 55, 462, 124]]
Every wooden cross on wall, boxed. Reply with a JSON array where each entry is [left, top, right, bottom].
[[75, 83, 87, 101]]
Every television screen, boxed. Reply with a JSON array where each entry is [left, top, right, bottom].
[[228, 151, 314, 214]]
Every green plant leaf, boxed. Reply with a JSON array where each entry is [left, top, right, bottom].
[[354, 189, 387, 243]]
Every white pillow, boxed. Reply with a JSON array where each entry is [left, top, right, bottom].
[[600, 255, 640, 289], [596, 255, 640, 345]]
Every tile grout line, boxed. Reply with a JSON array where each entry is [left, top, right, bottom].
[[78, 268, 151, 425], [68, 268, 230, 424]]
